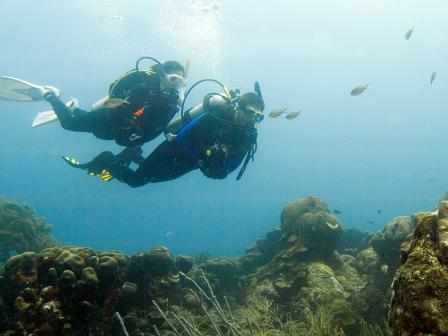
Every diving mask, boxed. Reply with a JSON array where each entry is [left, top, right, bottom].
[[244, 105, 264, 123], [164, 72, 186, 89]]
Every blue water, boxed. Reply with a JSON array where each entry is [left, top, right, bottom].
[[1, 0, 447, 256]]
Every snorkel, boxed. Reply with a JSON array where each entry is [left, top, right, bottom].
[[237, 82, 265, 124]]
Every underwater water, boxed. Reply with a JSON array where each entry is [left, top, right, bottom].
[[0, 0, 447, 258]]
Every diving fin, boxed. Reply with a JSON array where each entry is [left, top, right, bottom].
[[0, 76, 60, 102], [62, 154, 114, 182], [62, 156, 84, 169], [32, 98, 78, 128]]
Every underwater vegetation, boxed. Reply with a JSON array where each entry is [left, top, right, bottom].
[[0, 199, 58, 263], [0, 194, 428, 335]]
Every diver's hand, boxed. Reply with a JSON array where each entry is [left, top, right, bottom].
[[198, 143, 229, 179]]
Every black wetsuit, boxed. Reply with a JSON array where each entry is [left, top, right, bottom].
[[99, 102, 257, 187], [45, 72, 180, 147]]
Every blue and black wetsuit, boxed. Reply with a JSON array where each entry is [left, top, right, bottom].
[[94, 97, 257, 187], [45, 68, 180, 147]]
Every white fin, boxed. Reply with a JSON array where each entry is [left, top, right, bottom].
[[0, 76, 60, 102], [32, 98, 79, 128]]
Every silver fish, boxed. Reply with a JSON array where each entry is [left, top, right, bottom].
[[269, 108, 287, 118], [164, 231, 175, 238], [350, 85, 369, 96], [285, 110, 301, 120], [430, 72, 437, 85], [405, 27, 414, 40]]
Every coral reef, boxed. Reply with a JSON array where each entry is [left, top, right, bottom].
[[0, 245, 187, 335], [371, 216, 414, 270], [347, 216, 414, 328], [0, 195, 397, 335], [234, 196, 389, 334], [0, 199, 58, 263], [389, 201, 448, 335]]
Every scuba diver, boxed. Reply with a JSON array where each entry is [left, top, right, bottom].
[[42, 57, 186, 148], [63, 81, 265, 187]]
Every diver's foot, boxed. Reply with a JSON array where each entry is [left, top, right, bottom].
[[41, 86, 61, 101]]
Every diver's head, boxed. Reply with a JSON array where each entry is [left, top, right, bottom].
[[235, 92, 265, 125], [160, 61, 186, 92]]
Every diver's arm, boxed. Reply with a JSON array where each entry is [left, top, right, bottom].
[[199, 143, 248, 179]]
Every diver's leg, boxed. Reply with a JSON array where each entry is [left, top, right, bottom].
[[70, 141, 197, 188], [110, 141, 196, 188], [134, 140, 197, 182], [44, 92, 94, 132]]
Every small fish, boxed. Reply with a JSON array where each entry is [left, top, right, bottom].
[[269, 108, 288, 118], [427, 179, 435, 183], [405, 27, 414, 40], [333, 209, 341, 214], [350, 85, 369, 96], [368, 220, 374, 225], [285, 110, 301, 120], [380, 264, 388, 274], [430, 72, 437, 85], [164, 231, 175, 238], [103, 97, 130, 109], [377, 209, 382, 214]]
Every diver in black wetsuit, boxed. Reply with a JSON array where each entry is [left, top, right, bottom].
[[43, 57, 185, 148], [64, 83, 265, 187]]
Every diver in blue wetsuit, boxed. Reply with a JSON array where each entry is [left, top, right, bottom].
[[64, 82, 265, 187]]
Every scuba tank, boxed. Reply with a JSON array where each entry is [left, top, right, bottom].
[[108, 57, 163, 100], [91, 57, 164, 111]]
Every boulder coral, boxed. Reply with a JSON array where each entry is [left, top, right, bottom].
[[281, 196, 342, 254], [0, 245, 191, 335]]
